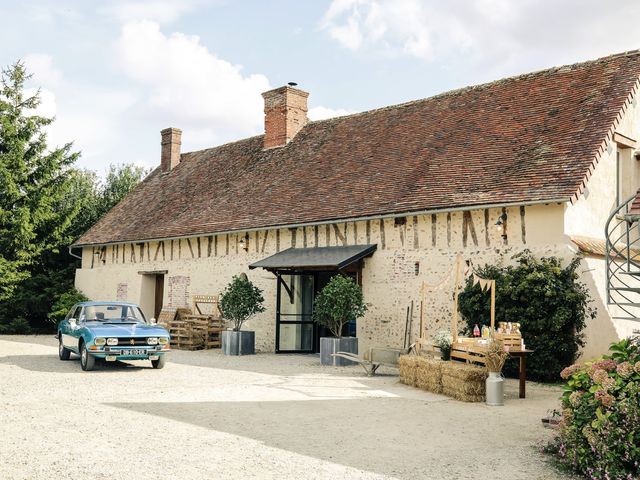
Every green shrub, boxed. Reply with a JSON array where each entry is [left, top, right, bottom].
[[313, 275, 367, 338], [219, 275, 265, 331], [0, 317, 32, 334], [48, 288, 89, 326], [458, 251, 594, 382], [546, 337, 640, 479]]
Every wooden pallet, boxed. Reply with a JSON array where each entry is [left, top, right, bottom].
[[495, 332, 522, 350], [451, 338, 489, 365], [159, 299, 226, 350]]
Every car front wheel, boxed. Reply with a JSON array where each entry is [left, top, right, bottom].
[[80, 342, 95, 371], [151, 355, 166, 369], [59, 337, 71, 361]]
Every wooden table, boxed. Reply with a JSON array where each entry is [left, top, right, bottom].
[[508, 349, 534, 398]]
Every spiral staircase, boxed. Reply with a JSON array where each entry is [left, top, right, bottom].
[[605, 192, 640, 323]]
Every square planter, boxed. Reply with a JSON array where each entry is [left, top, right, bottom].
[[320, 337, 358, 366], [221, 330, 255, 356]]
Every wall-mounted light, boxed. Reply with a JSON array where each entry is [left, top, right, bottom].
[[239, 234, 249, 252], [495, 212, 508, 240]]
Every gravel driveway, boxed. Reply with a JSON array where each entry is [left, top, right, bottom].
[[0, 335, 567, 480]]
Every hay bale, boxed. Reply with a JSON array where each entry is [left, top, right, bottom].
[[441, 361, 487, 402], [398, 355, 420, 386], [414, 357, 443, 394]]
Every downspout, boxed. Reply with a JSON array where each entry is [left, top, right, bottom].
[[68, 245, 82, 260]]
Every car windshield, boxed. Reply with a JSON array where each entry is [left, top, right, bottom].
[[82, 305, 146, 324]]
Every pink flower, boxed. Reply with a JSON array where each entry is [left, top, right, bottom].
[[595, 389, 615, 407], [590, 368, 609, 384], [569, 390, 584, 407], [600, 377, 615, 391], [590, 359, 617, 373], [560, 363, 582, 379], [616, 361, 634, 378]]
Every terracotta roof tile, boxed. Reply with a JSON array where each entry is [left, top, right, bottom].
[[75, 50, 640, 246]]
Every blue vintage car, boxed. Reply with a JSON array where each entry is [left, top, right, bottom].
[[57, 301, 171, 371]]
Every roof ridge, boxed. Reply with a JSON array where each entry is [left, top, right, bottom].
[[306, 48, 640, 126], [179, 49, 640, 156], [181, 133, 263, 158]]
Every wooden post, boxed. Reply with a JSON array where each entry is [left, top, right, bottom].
[[490, 279, 496, 336], [418, 282, 425, 353], [451, 254, 462, 343]]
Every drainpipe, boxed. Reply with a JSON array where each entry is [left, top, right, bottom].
[[68, 245, 82, 260]]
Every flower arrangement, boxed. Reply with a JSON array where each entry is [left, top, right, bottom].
[[547, 337, 640, 479], [433, 330, 453, 360]]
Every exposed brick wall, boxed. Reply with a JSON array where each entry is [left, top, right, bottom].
[[161, 127, 181, 172], [116, 283, 128, 301], [168, 275, 190, 308], [262, 86, 308, 149]]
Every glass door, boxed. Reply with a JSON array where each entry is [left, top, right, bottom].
[[276, 273, 315, 353]]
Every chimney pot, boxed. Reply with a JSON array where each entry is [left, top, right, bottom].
[[262, 86, 309, 149], [161, 127, 182, 172]]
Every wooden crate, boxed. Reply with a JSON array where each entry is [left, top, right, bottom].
[[450, 338, 488, 365], [155, 295, 226, 350], [495, 332, 522, 350]]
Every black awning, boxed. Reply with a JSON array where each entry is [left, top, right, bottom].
[[249, 244, 377, 271]]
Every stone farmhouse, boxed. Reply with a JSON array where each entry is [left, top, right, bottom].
[[73, 50, 640, 359]]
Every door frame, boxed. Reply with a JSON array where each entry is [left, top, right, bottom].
[[274, 263, 362, 354]]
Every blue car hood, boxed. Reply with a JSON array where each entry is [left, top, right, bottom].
[[85, 322, 169, 337]]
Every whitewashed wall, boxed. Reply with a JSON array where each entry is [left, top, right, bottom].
[[76, 203, 607, 354]]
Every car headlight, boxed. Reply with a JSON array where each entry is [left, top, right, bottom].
[[147, 337, 159, 345], [94, 338, 106, 346], [107, 338, 118, 346], [158, 337, 169, 345]]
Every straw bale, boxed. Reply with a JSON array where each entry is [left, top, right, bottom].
[[440, 361, 487, 402], [441, 360, 487, 382], [398, 355, 419, 386], [414, 357, 443, 394]]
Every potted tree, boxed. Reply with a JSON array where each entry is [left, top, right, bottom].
[[219, 274, 265, 355], [313, 275, 367, 366]]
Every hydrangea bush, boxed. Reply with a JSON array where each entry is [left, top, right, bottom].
[[547, 337, 640, 479]]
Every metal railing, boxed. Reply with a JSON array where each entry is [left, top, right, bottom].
[[605, 193, 640, 322]]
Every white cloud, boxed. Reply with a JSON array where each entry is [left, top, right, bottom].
[[308, 106, 355, 121], [102, 0, 206, 24], [24, 87, 57, 119], [23, 53, 62, 86], [115, 20, 271, 144], [20, 53, 138, 173], [320, 0, 640, 74]]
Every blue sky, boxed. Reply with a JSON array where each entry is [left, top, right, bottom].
[[2, 0, 640, 175]]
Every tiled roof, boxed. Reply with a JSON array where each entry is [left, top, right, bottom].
[[571, 235, 640, 259], [75, 50, 640, 246], [571, 236, 607, 257]]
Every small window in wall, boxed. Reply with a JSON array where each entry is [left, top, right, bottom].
[[394, 217, 406, 226]]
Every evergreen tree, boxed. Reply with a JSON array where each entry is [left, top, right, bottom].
[[0, 62, 149, 332], [0, 62, 78, 302]]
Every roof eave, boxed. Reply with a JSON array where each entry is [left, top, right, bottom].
[[71, 197, 569, 248]]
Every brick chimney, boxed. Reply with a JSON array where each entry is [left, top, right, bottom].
[[262, 85, 309, 149], [161, 127, 182, 172]]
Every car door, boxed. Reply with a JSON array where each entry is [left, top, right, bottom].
[[62, 305, 83, 350]]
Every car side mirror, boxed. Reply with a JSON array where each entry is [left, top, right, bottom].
[[150, 317, 157, 324]]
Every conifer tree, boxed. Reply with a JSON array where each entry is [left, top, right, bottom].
[[0, 62, 79, 301]]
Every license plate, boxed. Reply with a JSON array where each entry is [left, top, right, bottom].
[[122, 349, 146, 355]]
